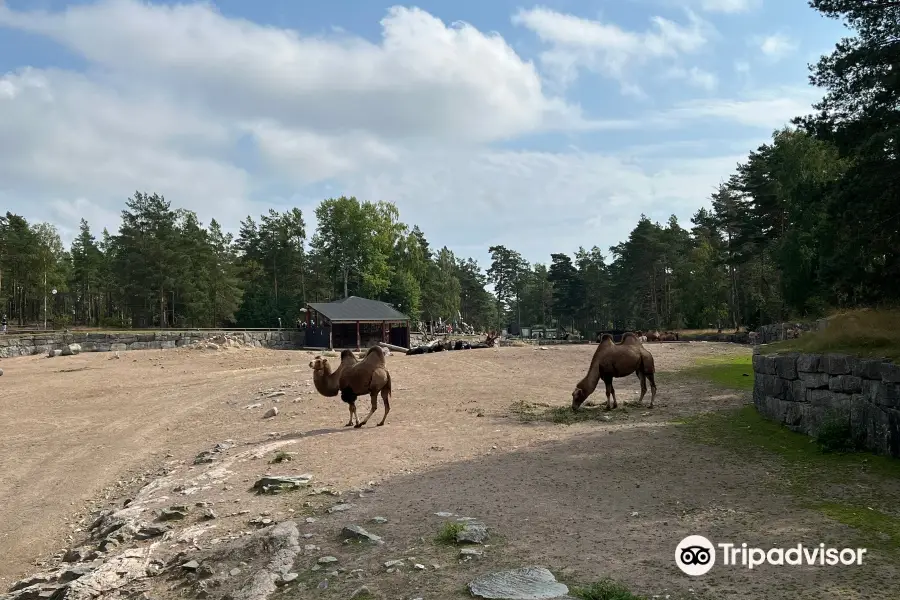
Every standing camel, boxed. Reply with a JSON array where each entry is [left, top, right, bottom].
[[338, 346, 393, 428], [571, 332, 657, 411], [309, 350, 361, 426]]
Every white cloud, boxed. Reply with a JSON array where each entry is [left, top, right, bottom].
[[664, 87, 820, 128], [0, 0, 818, 267], [511, 6, 713, 89], [757, 33, 799, 61], [666, 66, 718, 91], [696, 0, 761, 13]]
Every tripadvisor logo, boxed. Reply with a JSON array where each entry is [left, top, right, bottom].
[[675, 535, 867, 576]]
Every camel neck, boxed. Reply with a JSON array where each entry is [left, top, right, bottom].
[[578, 342, 609, 393]]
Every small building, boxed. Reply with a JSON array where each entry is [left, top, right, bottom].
[[304, 296, 411, 350]]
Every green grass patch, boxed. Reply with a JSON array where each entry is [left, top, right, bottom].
[[570, 579, 647, 600], [679, 406, 900, 552], [764, 309, 900, 362], [434, 522, 466, 544], [510, 400, 635, 425], [676, 354, 754, 390]]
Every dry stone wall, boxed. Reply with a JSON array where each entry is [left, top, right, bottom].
[[0, 330, 305, 358], [752, 350, 900, 457]]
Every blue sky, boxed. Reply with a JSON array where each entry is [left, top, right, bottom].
[[0, 0, 847, 270]]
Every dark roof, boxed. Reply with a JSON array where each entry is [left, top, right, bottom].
[[307, 296, 410, 322]]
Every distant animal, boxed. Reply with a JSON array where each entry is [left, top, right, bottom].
[[338, 346, 393, 428], [309, 351, 360, 426], [659, 331, 679, 341], [571, 332, 657, 412], [646, 330, 661, 342], [748, 331, 759, 344]]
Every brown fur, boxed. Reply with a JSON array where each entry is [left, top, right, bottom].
[[337, 346, 392, 428], [571, 331, 657, 411], [309, 351, 361, 426]]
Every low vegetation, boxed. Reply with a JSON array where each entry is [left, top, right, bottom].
[[680, 406, 900, 552], [765, 309, 900, 362], [570, 578, 648, 600], [435, 522, 466, 545], [676, 355, 754, 391]]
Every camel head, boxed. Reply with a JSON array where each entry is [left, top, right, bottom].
[[309, 356, 328, 371], [572, 385, 589, 412]]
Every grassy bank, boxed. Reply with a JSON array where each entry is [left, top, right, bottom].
[[679, 406, 900, 552], [764, 309, 900, 362]]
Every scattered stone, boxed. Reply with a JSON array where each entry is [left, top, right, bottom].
[[135, 524, 170, 539], [327, 503, 353, 513], [263, 407, 278, 419], [370, 516, 388, 524], [230, 568, 241, 577], [244, 403, 262, 410], [468, 567, 569, 599], [341, 525, 383, 544], [193, 451, 216, 465], [456, 521, 489, 544], [278, 573, 298, 585], [318, 556, 338, 565], [384, 559, 404, 569], [459, 548, 484, 560], [267, 391, 286, 398], [201, 509, 217, 520], [252, 475, 312, 494], [305, 517, 316, 524], [182, 560, 200, 570], [414, 563, 425, 570], [435, 511, 454, 517], [159, 506, 190, 521]]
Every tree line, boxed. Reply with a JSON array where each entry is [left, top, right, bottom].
[[0, 0, 896, 333]]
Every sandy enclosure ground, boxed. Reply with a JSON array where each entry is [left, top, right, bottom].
[[0, 342, 897, 599]]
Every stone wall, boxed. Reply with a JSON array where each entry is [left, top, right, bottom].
[[0, 330, 305, 358], [752, 351, 900, 457], [754, 319, 828, 344]]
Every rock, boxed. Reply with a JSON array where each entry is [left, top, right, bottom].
[[277, 573, 298, 585], [468, 567, 570, 600], [159, 507, 189, 521], [317, 556, 338, 565], [9, 573, 54, 592], [456, 522, 489, 544], [341, 525, 383, 544], [182, 560, 200, 570], [231, 521, 301, 600], [326, 503, 353, 513], [350, 587, 373, 599], [193, 451, 216, 465], [245, 403, 262, 410], [263, 407, 278, 419], [230, 568, 241, 577], [414, 564, 425, 570], [252, 475, 312, 494], [434, 511, 454, 517], [383, 559, 404, 569], [370, 516, 388, 524], [267, 391, 286, 398], [201, 509, 217, 520], [135, 524, 170, 539], [460, 548, 484, 560]]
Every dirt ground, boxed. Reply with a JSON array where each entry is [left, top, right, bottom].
[[1, 342, 898, 600]]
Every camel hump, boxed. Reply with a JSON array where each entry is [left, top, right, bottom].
[[599, 333, 613, 343], [620, 332, 640, 344]]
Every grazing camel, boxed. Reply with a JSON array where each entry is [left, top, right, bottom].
[[309, 350, 361, 426], [571, 332, 657, 412], [338, 346, 393, 428]]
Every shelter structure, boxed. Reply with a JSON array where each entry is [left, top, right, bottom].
[[305, 296, 411, 350]]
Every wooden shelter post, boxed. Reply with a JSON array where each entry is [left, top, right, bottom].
[[356, 320, 361, 351]]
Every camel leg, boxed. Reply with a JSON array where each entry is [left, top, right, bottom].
[[355, 392, 379, 428], [636, 370, 648, 405], [377, 387, 390, 426], [603, 376, 614, 410], [646, 372, 657, 408], [345, 402, 357, 427]]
